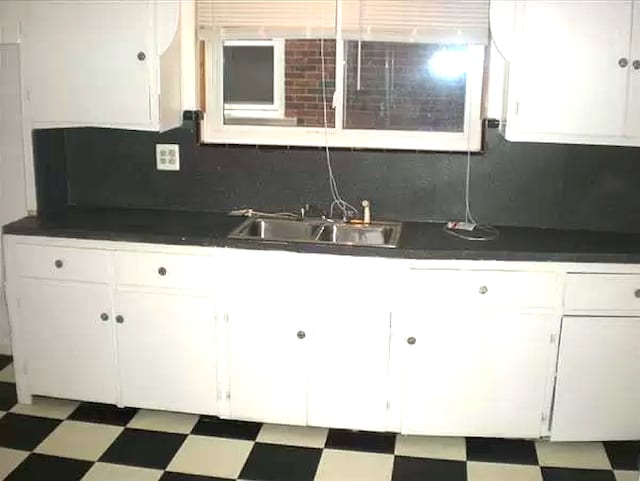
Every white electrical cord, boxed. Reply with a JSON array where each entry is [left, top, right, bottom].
[[320, 1, 358, 220], [443, 51, 498, 242]]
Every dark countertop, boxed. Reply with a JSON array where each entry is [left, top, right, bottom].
[[4, 207, 640, 263]]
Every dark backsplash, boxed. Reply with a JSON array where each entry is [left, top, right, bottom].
[[32, 118, 640, 233]]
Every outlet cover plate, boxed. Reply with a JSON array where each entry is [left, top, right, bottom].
[[156, 144, 180, 171]]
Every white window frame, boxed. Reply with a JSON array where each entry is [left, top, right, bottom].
[[203, 33, 486, 152], [221, 39, 285, 120]]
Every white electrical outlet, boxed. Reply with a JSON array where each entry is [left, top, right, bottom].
[[155, 144, 180, 171]]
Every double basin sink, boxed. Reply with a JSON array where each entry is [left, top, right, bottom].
[[229, 217, 403, 248]]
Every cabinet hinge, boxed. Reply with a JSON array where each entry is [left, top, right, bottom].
[[550, 333, 556, 344], [226, 391, 231, 401], [541, 412, 547, 423], [386, 401, 391, 410]]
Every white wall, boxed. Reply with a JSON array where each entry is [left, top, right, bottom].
[[0, 44, 28, 354]]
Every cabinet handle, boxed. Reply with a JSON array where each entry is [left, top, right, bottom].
[[619, 57, 629, 68], [137, 51, 146, 61], [635, 289, 640, 298], [633, 60, 640, 70], [115, 315, 124, 324], [296, 330, 306, 339], [54, 259, 63, 269], [100, 313, 109, 322], [407, 336, 416, 345], [479, 285, 488, 295], [158, 266, 167, 276]]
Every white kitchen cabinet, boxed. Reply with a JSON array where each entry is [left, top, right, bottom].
[[628, 2, 640, 134], [307, 306, 391, 432], [221, 249, 308, 425], [0, 1, 25, 43], [395, 310, 557, 438], [551, 316, 640, 441], [226, 305, 308, 425], [222, 252, 398, 430], [564, 273, 640, 316], [115, 290, 218, 415], [17, 278, 117, 404], [6, 238, 219, 414], [19, 0, 183, 131], [10, 235, 640, 442], [501, 0, 640, 146]]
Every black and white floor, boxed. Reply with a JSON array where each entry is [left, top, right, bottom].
[[0, 355, 637, 481]]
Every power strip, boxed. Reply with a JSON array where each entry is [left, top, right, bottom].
[[446, 221, 477, 231]]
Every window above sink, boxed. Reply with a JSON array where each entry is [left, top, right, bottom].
[[197, 0, 489, 151]]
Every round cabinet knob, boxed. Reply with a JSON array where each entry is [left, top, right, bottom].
[[296, 330, 306, 339], [635, 289, 640, 298], [100, 313, 109, 322], [115, 315, 124, 324], [137, 51, 146, 61], [54, 259, 63, 269], [633, 60, 640, 70], [619, 57, 629, 68], [158, 267, 167, 276], [479, 285, 488, 295], [407, 336, 416, 345]]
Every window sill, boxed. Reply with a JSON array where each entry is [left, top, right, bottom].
[[202, 122, 483, 152], [223, 116, 298, 127]]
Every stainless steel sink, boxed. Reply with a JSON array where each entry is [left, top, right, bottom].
[[232, 217, 325, 241], [228, 217, 402, 248], [315, 222, 401, 247]]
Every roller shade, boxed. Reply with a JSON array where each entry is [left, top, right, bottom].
[[342, 0, 490, 44], [196, 0, 337, 39]]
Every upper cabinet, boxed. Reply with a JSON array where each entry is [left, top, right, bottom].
[[497, 0, 640, 146], [0, 1, 24, 43], [19, 0, 184, 131]]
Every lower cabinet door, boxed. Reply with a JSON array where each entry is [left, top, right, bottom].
[[398, 311, 557, 438], [551, 317, 640, 441], [18, 279, 117, 403], [307, 308, 391, 431], [115, 290, 218, 414], [227, 307, 307, 426]]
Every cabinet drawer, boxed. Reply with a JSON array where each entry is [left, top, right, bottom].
[[15, 244, 109, 282], [114, 251, 213, 289], [408, 270, 560, 309], [565, 274, 640, 314]]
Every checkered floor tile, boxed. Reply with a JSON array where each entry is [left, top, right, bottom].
[[0, 356, 638, 481]]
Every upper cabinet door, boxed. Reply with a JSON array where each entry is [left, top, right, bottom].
[[506, 1, 633, 143], [21, 1, 156, 129], [626, 0, 640, 135]]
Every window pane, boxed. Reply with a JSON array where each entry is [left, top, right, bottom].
[[285, 39, 335, 128], [223, 39, 336, 127], [344, 42, 467, 132], [223, 45, 274, 104]]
